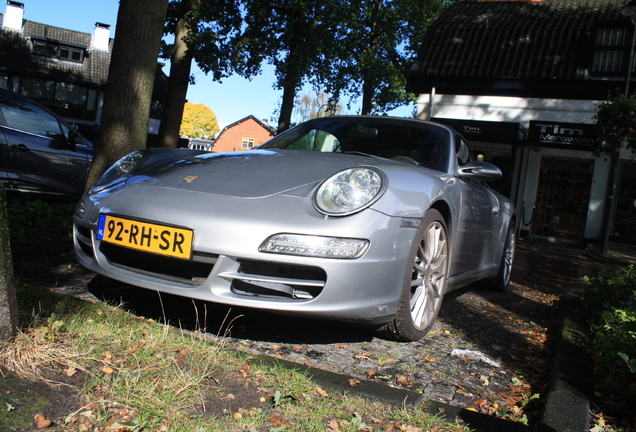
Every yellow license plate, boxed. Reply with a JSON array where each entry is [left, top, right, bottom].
[[97, 214, 193, 259]]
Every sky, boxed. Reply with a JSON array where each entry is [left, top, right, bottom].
[[12, 0, 415, 129]]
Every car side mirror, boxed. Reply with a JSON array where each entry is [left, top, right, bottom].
[[67, 130, 80, 151], [458, 161, 502, 182]]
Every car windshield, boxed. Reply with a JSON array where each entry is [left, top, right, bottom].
[[260, 117, 451, 173]]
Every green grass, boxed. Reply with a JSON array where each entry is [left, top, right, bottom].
[[1, 283, 471, 432]]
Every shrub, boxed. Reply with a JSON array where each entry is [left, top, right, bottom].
[[593, 92, 636, 150], [6, 199, 75, 243], [582, 266, 636, 402]]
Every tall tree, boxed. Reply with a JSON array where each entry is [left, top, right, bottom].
[[180, 102, 220, 139], [238, 0, 339, 133], [157, 0, 242, 148], [157, 0, 199, 148], [294, 91, 342, 123], [86, 0, 169, 188], [322, 0, 444, 115]]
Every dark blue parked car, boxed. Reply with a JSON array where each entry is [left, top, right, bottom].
[[0, 88, 93, 202]]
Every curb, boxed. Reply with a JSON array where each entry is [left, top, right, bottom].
[[249, 355, 538, 432], [249, 292, 593, 432], [538, 292, 592, 432]]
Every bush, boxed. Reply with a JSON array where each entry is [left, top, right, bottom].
[[582, 266, 636, 402], [6, 199, 75, 244]]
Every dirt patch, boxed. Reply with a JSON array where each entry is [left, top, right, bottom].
[[0, 366, 85, 431], [1, 359, 272, 431]]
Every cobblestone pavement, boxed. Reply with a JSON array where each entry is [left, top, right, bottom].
[[12, 238, 634, 422]]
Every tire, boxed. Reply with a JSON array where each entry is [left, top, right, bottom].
[[489, 223, 516, 292], [380, 209, 448, 342]]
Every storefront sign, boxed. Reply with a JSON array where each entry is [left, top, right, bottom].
[[528, 121, 599, 151], [431, 118, 525, 144]]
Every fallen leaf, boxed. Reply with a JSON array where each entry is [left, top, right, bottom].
[[349, 378, 361, 387], [365, 370, 376, 377], [327, 418, 341, 431], [316, 387, 329, 397], [100, 366, 114, 374], [65, 366, 76, 377], [396, 375, 407, 383]]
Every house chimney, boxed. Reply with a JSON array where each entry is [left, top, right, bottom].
[[3, 1, 24, 31], [91, 22, 111, 51]]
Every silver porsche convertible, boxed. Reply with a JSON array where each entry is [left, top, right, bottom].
[[73, 116, 515, 341]]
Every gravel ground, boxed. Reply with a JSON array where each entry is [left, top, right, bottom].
[[11, 237, 634, 425]]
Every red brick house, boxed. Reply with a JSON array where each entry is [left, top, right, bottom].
[[212, 115, 274, 152]]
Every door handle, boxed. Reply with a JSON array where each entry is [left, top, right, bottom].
[[10, 144, 30, 152]]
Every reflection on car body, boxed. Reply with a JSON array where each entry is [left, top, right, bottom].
[[73, 116, 515, 341]]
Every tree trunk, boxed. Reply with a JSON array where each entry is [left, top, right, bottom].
[[157, 0, 198, 148], [277, 75, 299, 134], [0, 185, 17, 342], [361, 79, 375, 115], [360, 0, 383, 116], [85, 0, 169, 189]]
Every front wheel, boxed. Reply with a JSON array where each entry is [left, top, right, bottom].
[[380, 209, 448, 342]]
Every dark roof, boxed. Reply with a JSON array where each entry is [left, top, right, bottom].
[[0, 13, 112, 87], [407, 0, 630, 99]]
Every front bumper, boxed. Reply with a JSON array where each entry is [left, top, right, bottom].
[[74, 188, 420, 325]]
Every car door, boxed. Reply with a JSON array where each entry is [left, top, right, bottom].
[[0, 91, 91, 201], [452, 135, 501, 275]]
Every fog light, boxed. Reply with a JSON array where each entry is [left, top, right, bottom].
[[259, 234, 369, 259]]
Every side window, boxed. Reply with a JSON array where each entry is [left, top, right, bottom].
[[0, 95, 64, 139], [456, 136, 474, 167]]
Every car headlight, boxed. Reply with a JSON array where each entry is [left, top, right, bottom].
[[259, 234, 369, 259], [313, 167, 386, 216], [91, 150, 147, 192]]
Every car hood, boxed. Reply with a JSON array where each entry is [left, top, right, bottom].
[[127, 149, 384, 199]]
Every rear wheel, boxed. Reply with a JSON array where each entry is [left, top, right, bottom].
[[381, 209, 448, 342], [489, 223, 515, 292]]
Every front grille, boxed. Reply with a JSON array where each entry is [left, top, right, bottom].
[[99, 242, 216, 285], [226, 260, 326, 300]]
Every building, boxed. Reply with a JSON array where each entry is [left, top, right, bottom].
[[407, 0, 636, 245], [212, 115, 274, 153], [0, 0, 167, 142]]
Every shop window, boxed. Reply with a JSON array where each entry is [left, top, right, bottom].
[[532, 157, 593, 242], [19, 76, 96, 119], [591, 23, 635, 76]]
